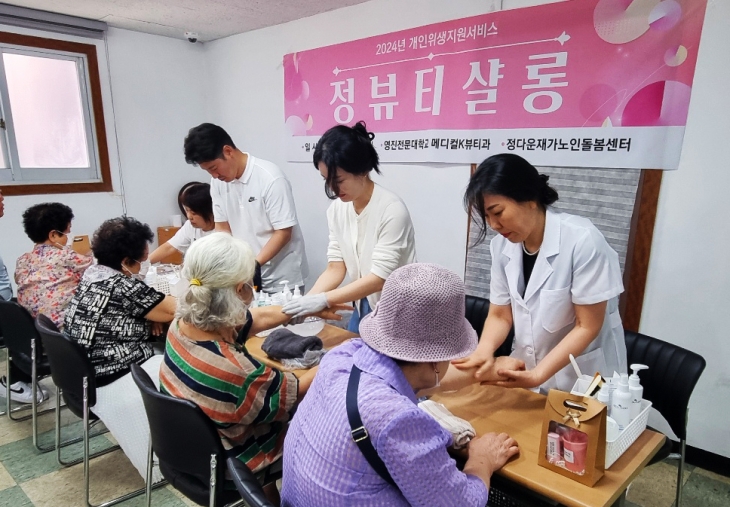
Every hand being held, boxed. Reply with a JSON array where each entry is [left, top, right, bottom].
[[486, 367, 542, 389], [451, 350, 495, 381]]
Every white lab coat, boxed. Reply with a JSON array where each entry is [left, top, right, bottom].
[[490, 208, 627, 393]]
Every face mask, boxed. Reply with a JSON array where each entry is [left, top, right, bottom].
[[433, 364, 441, 388], [52, 231, 70, 250], [122, 260, 145, 281]]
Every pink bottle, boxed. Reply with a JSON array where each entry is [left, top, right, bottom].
[[561, 430, 589, 474]]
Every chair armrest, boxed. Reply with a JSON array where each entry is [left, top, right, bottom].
[[225, 457, 275, 507]]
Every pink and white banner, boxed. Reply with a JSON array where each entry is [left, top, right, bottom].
[[284, 0, 707, 169]]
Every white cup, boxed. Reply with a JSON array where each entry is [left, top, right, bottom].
[[171, 214, 182, 227]]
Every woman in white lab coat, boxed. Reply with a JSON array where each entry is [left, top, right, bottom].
[[453, 154, 626, 393], [282, 122, 416, 333]]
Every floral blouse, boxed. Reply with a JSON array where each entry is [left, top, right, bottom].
[[15, 244, 93, 329]]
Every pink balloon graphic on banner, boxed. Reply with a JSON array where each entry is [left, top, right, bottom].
[[649, 1, 682, 31], [594, 0, 661, 44], [621, 80, 691, 126]]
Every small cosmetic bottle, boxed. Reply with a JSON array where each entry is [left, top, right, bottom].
[[547, 432, 562, 463]]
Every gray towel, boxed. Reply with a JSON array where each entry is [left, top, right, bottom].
[[262, 328, 323, 360]]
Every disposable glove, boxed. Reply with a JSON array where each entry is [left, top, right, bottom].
[[282, 293, 329, 318]]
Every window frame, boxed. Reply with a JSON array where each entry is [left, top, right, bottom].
[[0, 31, 112, 196]]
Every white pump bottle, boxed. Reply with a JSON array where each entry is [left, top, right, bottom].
[[628, 364, 649, 420], [612, 373, 631, 431]]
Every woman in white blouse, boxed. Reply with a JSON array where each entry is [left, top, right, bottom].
[[148, 183, 214, 264], [283, 122, 416, 333]]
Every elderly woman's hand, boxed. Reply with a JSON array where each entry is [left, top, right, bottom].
[[150, 322, 165, 337], [485, 367, 542, 389], [464, 432, 519, 484], [314, 303, 354, 321]]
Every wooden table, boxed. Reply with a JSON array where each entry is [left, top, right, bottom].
[[245, 324, 357, 376], [432, 385, 665, 507]]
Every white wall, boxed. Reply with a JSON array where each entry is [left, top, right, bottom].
[[640, 0, 730, 457], [203, 0, 729, 457], [0, 26, 207, 290], [203, 0, 506, 284]]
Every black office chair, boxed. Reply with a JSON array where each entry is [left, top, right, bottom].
[[0, 300, 57, 450], [624, 330, 706, 507], [226, 458, 275, 507], [36, 315, 152, 507], [464, 295, 514, 357], [131, 363, 244, 507]]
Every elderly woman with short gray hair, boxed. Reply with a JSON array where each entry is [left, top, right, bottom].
[[159, 232, 345, 502]]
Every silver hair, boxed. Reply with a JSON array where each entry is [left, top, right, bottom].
[[176, 233, 256, 332]]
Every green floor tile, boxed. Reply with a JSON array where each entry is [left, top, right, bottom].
[[678, 471, 730, 507], [0, 485, 34, 507], [0, 428, 114, 483], [116, 486, 190, 507]]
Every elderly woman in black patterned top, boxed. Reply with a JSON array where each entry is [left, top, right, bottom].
[[64, 216, 176, 483]]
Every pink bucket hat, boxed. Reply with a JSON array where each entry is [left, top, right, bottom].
[[359, 263, 477, 362]]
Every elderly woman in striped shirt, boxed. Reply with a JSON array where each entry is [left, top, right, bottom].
[[159, 232, 346, 503]]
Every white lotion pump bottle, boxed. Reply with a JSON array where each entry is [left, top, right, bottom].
[[612, 373, 632, 431], [629, 364, 649, 420]]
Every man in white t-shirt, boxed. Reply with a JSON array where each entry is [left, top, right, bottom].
[[183, 123, 308, 292]]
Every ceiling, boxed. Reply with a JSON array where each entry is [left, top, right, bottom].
[[2, 0, 371, 42]]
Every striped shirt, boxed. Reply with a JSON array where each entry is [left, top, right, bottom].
[[159, 318, 298, 472]]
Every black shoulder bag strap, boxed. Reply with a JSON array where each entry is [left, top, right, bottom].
[[346, 365, 396, 487]]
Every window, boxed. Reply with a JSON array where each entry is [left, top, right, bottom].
[[0, 32, 111, 195]]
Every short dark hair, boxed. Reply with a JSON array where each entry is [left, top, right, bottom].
[[92, 216, 154, 270], [22, 202, 74, 244], [180, 183, 214, 223], [465, 154, 559, 244], [177, 181, 202, 216], [313, 121, 381, 199], [184, 123, 236, 165]]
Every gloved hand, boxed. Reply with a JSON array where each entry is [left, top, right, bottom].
[[282, 293, 329, 318]]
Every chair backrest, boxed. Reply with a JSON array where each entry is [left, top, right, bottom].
[[464, 295, 514, 357], [0, 300, 43, 358], [131, 363, 228, 505], [624, 330, 706, 441], [226, 457, 274, 507], [35, 314, 97, 417]]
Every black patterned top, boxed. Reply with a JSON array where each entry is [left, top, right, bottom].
[[64, 264, 165, 385]]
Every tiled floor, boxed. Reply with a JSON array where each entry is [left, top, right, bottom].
[[1, 349, 728, 507]]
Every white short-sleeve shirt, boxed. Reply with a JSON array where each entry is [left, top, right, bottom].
[[326, 183, 416, 309], [167, 220, 211, 255], [210, 153, 308, 291]]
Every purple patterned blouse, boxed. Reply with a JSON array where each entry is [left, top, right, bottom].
[[281, 339, 488, 507]]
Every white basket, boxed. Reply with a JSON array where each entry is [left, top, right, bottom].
[[605, 398, 651, 468], [569, 379, 651, 469]]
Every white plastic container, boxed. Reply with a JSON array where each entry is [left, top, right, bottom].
[[612, 373, 632, 431], [629, 364, 649, 420], [570, 378, 652, 468]]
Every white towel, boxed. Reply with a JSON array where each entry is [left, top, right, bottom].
[[418, 399, 476, 449]]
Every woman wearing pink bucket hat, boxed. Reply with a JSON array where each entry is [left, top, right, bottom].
[[281, 263, 519, 507]]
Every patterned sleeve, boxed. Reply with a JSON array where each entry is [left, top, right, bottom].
[[219, 351, 299, 426], [118, 277, 166, 318], [65, 250, 93, 281], [377, 408, 489, 507]]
